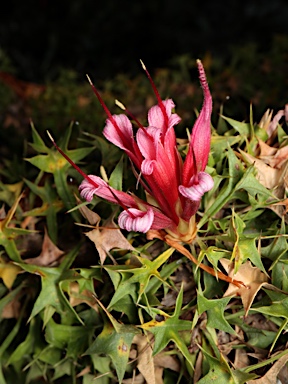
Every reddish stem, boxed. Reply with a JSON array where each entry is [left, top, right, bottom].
[[165, 237, 246, 288]]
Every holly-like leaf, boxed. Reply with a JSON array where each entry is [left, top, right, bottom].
[[222, 116, 250, 136], [140, 285, 194, 368], [86, 321, 135, 383], [45, 317, 94, 358], [24, 178, 63, 242], [85, 302, 139, 384], [229, 211, 266, 274], [197, 293, 235, 334], [0, 193, 35, 262], [198, 146, 243, 228], [17, 246, 81, 325], [252, 294, 288, 320], [198, 348, 257, 384], [106, 247, 174, 308]]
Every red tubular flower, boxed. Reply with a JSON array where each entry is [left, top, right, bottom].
[[49, 62, 248, 287], [77, 60, 213, 241], [76, 60, 214, 242]]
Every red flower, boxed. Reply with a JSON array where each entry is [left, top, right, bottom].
[[78, 60, 213, 242], [50, 60, 213, 243], [49, 61, 250, 287]]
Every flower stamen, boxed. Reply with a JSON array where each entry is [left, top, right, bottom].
[[140, 60, 169, 130]]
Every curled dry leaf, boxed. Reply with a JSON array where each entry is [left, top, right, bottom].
[[24, 229, 64, 267], [220, 259, 269, 316]]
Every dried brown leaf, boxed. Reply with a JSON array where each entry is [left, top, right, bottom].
[[154, 352, 180, 384], [133, 334, 155, 384], [194, 351, 203, 383], [76, 197, 101, 225], [270, 146, 288, 170], [239, 150, 283, 189], [259, 139, 288, 170], [258, 139, 277, 157], [24, 229, 64, 266], [266, 108, 286, 138], [220, 259, 269, 316], [85, 216, 135, 264], [278, 361, 288, 384], [234, 348, 249, 369]]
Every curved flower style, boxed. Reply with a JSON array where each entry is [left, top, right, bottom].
[[50, 60, 214, 244]]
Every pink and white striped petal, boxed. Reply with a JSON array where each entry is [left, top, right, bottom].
[[118, 208, 154, 233], [179, 172, 214, 201], [79, 175, 138, 208]]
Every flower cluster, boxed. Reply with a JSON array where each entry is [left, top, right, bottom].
[[78, 60, 213, 243]]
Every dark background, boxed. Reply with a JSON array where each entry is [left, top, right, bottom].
[[1, 0, 288, 82]]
